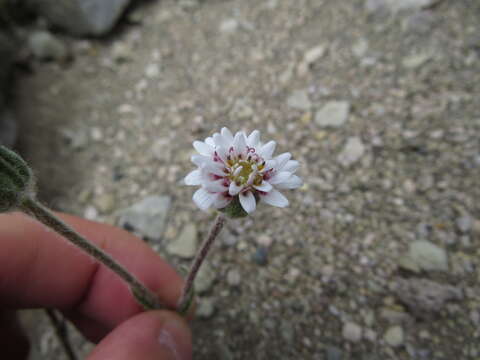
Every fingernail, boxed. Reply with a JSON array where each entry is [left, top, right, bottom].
[[158, 316, 192, 360]]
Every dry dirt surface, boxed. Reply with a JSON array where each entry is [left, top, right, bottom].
[[14, 0, 480, 359]]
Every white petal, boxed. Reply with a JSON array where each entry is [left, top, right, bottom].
[[191, 154, 210, 167], [247, 130, 260, 147], [193, 141, 214, 156], [275, 175, 303, 189], [253, 181, 273, 192], [214, 194, 232, 209], [216, 146, 228, 163], [193, 188, 216, 210], [239, 191, 256, 214], [221, 127, 234, 143], [233, 132, 247, 155], [213, 133, 229, 149], [204, 179, 228, 192], [203, 162, 226, 176], [205, 137, 215, 147], [261, 189, 289, 208], [258, 141, 276, 159], [184, 169, 203, 185], [229, 181, 243, 196], [269, 171, 293, 185], [263, 159, 277, 172], [282, 160, 299, 173], [274, 152, 291, 170]]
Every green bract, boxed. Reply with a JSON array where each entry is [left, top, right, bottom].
[[0, 146, 33, 212], [219, 196, 249, 219]]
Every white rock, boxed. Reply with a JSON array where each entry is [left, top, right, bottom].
[[226, 268, 242, 286], [196, 298, 215, 319], [287, 90, 311, 110], [118, 196, 171, 240], [402, 52, 432, 69], [406, 240, 448, 272], [304, 45, 326, 65], [84, 206, 98, 220], [352, 38, 369, 58], [195, 262, 216, 294], [342, 322, 362, 342], [145, 63, 160, 78], [315, 101, 350, 128], [219, 18, 239, 33], [384, 326, 404, 347], [338, 137, 365, 167], [166, 224, 197, 259]]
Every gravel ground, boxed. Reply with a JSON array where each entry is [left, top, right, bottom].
[[13, 0, 480, 359]]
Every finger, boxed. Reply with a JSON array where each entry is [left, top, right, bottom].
[[0, 212, 183, 330], [0, 310, 30, 360], [87, 310, 191, 360]]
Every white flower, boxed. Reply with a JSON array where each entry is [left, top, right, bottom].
[[185, 127, 302, 214]]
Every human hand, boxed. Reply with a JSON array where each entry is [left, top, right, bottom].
[[0, 212, 192, 360]]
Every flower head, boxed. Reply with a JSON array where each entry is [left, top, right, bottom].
[[185, 127, 302, 216]]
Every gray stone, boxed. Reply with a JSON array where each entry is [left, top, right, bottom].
[[365, 0, 438, 14], [326, 346, 343, 360], [352, 38, 369, 58], [60, 128, 89, 150], [315, 101, 350, 128], [456, 216, 472, 233], [195, 262, 216, 294], [196, 298, 215, 319], [384, 326, 404, 347], [400, 240, 448, 272], [338, 137, 365, 167], [298, 44, 327, 74], [402, 52, 432, 69], [380, 308, 412, 324], [219, 18, 239, 33], [280, 320, 295, 344], [226, 268, 242, 287], [94, 193, 115, 213], [118, 195, 171, 241], [166, 224, 197, 259], [342, 322, 362, 342], [303, 45, 326, 64], [221, 228, 238, 247], [145, 63, 160, 78], [403, 11, 437, 34], [112, 42, 133, 63], [392, 278, 463, 313], [0, 110, 17, 148], [287, 90, 311, 110], [28, 0, 131, 36], [28, 31, 68, 62], [252, 246, 269, 266]]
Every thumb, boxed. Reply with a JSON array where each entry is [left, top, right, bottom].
[[87, 311, 192, 360]]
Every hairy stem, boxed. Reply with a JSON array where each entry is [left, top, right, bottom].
[[177, 214, 226, 314], [20, 197, 161, 310]]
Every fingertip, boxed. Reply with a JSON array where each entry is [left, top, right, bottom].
[[87, 311, 192, 360]]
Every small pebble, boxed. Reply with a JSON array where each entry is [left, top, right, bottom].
[[252, 247, 269, 266], [342, 322, 362, 342], [196, 298, 216, 319], [226, 269, 242, 287]]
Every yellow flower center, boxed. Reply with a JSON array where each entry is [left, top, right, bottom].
[[228, 159, 264, 186]]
